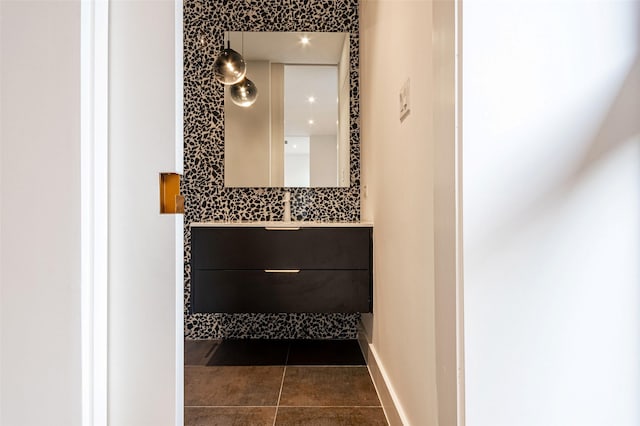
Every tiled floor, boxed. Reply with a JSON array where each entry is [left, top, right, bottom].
[[185, 339, 388, 426]]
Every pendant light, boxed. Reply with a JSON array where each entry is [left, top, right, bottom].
[[229, 77, 258, 107], [213, 39, 246, 85]]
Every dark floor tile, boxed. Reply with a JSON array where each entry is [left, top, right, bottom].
[[185, 407, 276, 426], [185, 340, 220, 366], [275, 407, 388, 426], [185, 366, 284, 406], [287, 340, 365, 366], [207, 339, 290, 366], [279, 367, 381, 407]]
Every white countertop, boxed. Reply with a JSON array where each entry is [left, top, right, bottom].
[[190, 221, 373, 228]]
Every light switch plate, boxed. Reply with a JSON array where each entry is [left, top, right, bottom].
[[400, 78, 410, 122]]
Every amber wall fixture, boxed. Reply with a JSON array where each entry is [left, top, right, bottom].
[[159, 173, 184, 214]]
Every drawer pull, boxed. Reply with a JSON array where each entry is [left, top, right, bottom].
[[265, 226, 300, 231], [264, 269, 301, 273]]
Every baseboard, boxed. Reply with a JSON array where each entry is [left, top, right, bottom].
[[358, 328, 409, 425]]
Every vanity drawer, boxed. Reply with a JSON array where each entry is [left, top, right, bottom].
[[191, 227, 371, 270], [191, 269, 371, 313]]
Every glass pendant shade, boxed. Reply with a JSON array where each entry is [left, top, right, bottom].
[[230, 78, 258, 107], [213, 44, 246, 85]]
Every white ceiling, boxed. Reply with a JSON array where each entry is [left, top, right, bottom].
[[228, 32, 346, 64]]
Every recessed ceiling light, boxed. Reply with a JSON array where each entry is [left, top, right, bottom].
[[308, 96, 316, 103], [293, 144, 297, 149], [300, 35, 310, 45], [308, 119, 314, 125]]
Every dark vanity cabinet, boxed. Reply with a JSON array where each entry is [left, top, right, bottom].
[[190, 225, 373, 313]]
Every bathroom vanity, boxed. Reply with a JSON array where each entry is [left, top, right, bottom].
[[190, 222, 373, 314]]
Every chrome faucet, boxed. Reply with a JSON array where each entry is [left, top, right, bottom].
[[283, 191, 291, 222]]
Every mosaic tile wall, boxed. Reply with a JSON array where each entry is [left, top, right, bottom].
[[183, 0, 361, 339]]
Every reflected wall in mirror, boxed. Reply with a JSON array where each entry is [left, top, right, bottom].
[[224, 31, 350, 188]]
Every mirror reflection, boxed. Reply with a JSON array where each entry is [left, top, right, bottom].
[[224, 31, 350, 188]]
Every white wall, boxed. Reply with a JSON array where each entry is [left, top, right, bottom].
[[361, 0, 439, 424], [463, 1, 640, 425], [285, 153, 310, 187], [433, 1, 460, 425], [270, 63, 285, 186], [338, 35, 351, 187], [310, 134, 338, 186], [0, 1, 83, 425], [109, 0, 182, 424], [225, 60, 271, 187]]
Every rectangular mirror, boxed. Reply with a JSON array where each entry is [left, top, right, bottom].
[[224, 31, 350, 188]]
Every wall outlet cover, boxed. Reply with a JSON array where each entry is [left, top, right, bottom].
[[400, 78, 410, 122]]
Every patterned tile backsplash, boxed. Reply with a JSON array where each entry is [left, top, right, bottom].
[[183, 0, 361, 339]]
